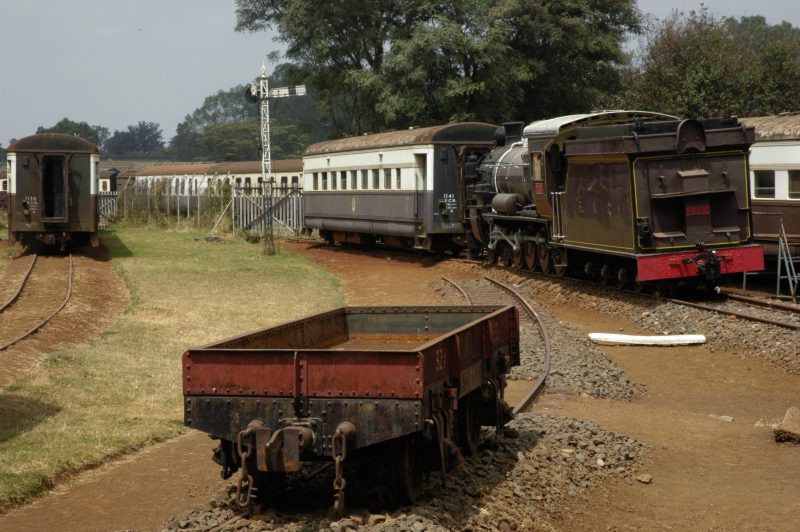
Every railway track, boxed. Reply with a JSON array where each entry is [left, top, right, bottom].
[[454, 257, 800, 331], [441, 276, 551, 414], [670, 293, 800, 331], [0, 254, 74, 351]]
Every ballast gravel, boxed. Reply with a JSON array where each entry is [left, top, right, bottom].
[[161, 414, 647, 531]]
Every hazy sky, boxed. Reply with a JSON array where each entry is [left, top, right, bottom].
[[1, 1, 798, 147]]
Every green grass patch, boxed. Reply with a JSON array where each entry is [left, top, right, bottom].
[[0, 227, 343, 508]]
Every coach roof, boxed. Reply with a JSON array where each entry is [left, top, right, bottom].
[[9, 133, 100, 154], [741, 113, 800, 141], [303, 122, 497, 156]]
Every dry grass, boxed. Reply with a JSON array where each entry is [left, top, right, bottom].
[[0, 227, 343, 508]]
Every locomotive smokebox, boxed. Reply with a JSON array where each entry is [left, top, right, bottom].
[[492, 193, 525, 215], [494, 121, 525, 147]]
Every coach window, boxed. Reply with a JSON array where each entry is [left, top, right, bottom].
[[292, 176, 299, 188], [350, 170, 357, 190], [361, 169, 368, 189], [280, 176, 287, 189], [384, 168, 392, 189], [331, 171, 338, 190], [313, 172, 318, 190], [754, 170, 775, 198], [340, 171, 347, 190], [395, 168, 402, 189], [322, 172, 328, 190], [789, 170, 800, 199], [372, 169, 379, 189]]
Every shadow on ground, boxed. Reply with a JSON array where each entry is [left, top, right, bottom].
[[0, 394, 61, 444]]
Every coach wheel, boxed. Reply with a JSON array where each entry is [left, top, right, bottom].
[[523, 242, 537, 270], [457, 395, 481, 456], [616, 267, 628, 289], [390, 437, 419, 505], [599, 264, 611, 286], [584, 261, 594, 277], [511, 245, 524, 270]]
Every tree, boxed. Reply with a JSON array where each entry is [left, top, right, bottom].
[[235, 0, 641, 132], [622, 9, 800, 117], [170, 66, 324, 161], [36, 117, 110, 148], [0, 143, 6, 163], [105, 121, 165, 156]]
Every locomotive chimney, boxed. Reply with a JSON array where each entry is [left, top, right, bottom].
[[495, 121, 525, 147]]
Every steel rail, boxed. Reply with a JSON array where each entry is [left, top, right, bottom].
[[441, 276, 551, 415], [0, 254, 37, 313], [0, 255, 74, 352], [667, 297, 800, 331], [723, 292, 800, 315], [484, 277, 552, 415]]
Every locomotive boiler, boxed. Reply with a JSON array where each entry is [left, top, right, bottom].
[[467, 111, 765, 290], [6, 133, 101, 249]]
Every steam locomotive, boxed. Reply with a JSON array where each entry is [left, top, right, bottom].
[[466, 111, 765, 290]]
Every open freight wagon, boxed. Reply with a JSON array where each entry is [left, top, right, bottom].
[[183, 305, 520, 511]]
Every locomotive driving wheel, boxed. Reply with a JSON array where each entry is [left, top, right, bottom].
[[511, 245, 524, 270], [536, 229, 552, 274], [499, 242, 513, 268], [523, 241, 537, 270]]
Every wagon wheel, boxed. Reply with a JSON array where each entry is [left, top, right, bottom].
[[615, 267, 628, 289], [599, 264, 611, 286], [457, 395, 481, 456], [390, 437, 420, 506], [251, 471, 287, 504], [511, 245, 524, 271], [523, 241, 537, 270], [536, 229, 552, 274]]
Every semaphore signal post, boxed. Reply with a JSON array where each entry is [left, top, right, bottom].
[[246, 64, 306, 255]]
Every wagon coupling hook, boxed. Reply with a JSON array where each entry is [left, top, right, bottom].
[[235, 427, 256, 507], [331, 422, 356, 517]]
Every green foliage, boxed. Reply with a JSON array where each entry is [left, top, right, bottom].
[[0, 144, 6, 163], [169, 67, 322, 161], [35, 118, 109, 148], [105, 122, 166, 156], [235, 0, 640, 131], [200, 120, 261, 161], [622, 10, 800, 117]]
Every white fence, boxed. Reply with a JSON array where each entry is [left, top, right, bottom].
[[232, 186, 304, 236]]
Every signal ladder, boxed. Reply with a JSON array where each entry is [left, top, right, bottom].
[[776, 221, 798, 303]]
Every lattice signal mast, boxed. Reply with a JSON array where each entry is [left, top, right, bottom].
[[246, 64, 306, 254], [247, 64, 307, 189]]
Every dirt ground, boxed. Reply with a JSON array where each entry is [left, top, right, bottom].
[[0, 248, 130, 387], [1, 241, 798, 531]]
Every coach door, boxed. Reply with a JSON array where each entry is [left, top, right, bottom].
[[414, 154, 427, 220], [42, 154, 69, 221]]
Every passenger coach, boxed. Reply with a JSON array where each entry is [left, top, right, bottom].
[[741, 114, 800, 260], [7, 133, 101, 248], [302, 123, 496, 252]]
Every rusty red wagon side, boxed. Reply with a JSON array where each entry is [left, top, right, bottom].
[[183, 305, 519, 510]]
